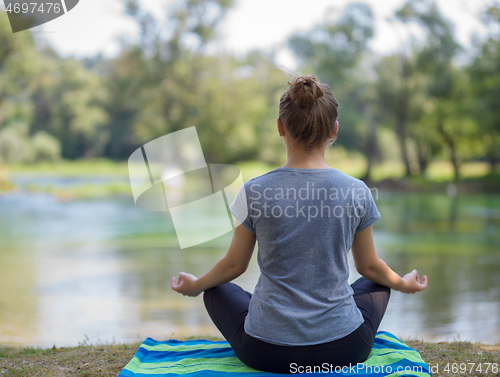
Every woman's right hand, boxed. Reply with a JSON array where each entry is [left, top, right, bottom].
[[400, 269, 428, 294], [352, 226, 428, 294]]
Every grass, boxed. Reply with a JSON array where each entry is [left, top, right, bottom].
[[0, 338, 499, 376], [409, 339, 500, 376], [23, 182, 133, 200], [0, 342, 140, 376], [2, 159, 130, 177]]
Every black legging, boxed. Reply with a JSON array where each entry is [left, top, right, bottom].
[[203, 277, 390, 374]]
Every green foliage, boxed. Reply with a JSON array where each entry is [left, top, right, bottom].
[[30, 55, 110, 159], [396, 0, 460, 79], [0, 123, 62, 163], [0, 0, 499, 180], [287, 3, 374, 88], [117, 0, 285, 164], [0, 11, 37, 137], [128, 50, 285, 164], [0, 122, 32, 163], [375, 0, 480, 180], [467, 2, 500, 172], [31, 131, 62, 162]]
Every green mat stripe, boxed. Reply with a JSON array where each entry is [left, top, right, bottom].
[[366, 350, 424, 365], [124, 356, 258, 374], [141, 343, 232, 352], [376, 334, 405, 344], [386, 372, 430, 377]]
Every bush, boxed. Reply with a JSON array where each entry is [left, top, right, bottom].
[[31, 131, 61, 162], [0, 123, 33, 163], [0, 124, 62, 163]]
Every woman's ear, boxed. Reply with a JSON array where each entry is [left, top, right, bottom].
[[331, 121, 339, 139], [277, 117, 285, 136]]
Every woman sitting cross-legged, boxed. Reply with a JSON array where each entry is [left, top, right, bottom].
[[171, 75, 427, 374]]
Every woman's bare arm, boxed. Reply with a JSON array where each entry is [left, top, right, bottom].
[[171, 224, 256, 297], [351, 225, 427, 294]]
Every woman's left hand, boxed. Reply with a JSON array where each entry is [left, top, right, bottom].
[[171, 272, 202, 297]]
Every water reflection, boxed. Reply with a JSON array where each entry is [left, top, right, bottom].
[[0, 181, 499, 347], [370, 192, 500, 343]]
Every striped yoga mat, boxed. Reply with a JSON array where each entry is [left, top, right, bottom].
[[119, 331, 431, 376]]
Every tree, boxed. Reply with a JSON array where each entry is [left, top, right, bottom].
[[121, 0, 235, 142], [0, 11, 37, 128], [373, 53, 416, 177], [193, 51, 286, 164], [0, 11, 65, 163], [424, 69, 480, 181], [101, 47, 149, 159], [30, 50, 110, 159], [468, 2, 500, 173], [395, 0, 467, 180]]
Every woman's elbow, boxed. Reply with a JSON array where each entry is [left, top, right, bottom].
[[354, 259, 369, 276], [233, 264, 248, 278], [356, 258, 383, 279], [356, 265, 372, 279], [225, 261, 247, 279]]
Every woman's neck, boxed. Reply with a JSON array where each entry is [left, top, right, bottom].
[[282, 145, 331, 169]]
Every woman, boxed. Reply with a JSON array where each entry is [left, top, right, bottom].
[[171, 75, 427, 374]]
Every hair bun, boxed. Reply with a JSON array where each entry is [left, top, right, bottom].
[[288, 75, 324, 107]]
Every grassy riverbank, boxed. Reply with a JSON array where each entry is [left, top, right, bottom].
[[0, 338, 499, 376], [1, 158, 499, 198]]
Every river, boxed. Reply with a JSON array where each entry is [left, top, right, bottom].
[[0, 174, 499, 347]]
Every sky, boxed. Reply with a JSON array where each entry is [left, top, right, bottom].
[[1, 0, 494, 68]]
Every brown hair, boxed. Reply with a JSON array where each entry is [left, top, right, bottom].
[[278, 75, 339, 153]]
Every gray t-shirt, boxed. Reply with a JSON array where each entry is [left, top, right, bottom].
[[229, 167, 380, 346]]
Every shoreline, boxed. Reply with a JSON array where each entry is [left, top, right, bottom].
[[363, 176, 500, 195], [1, 168, 499, 197], [1, 339, 499, 376]]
